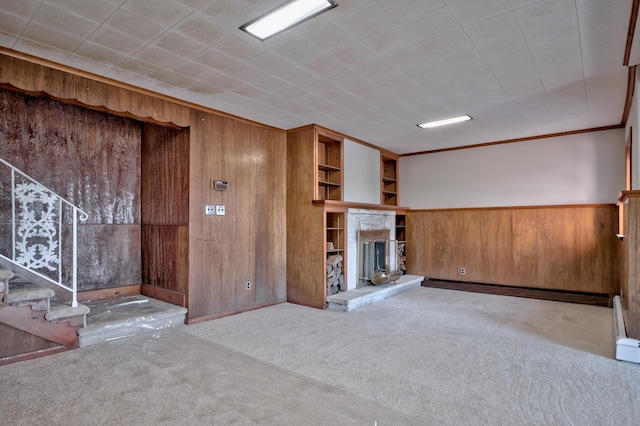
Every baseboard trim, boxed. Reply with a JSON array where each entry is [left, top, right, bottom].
[[141, 285, 185, 307], [78, 284, 141, 302], [422, 279, 612, 307]]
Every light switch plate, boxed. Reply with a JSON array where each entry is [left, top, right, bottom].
[[216, 205, 225, 215], [205, 205, 215, 215]]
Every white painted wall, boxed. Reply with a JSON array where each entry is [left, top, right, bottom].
[[343, 138, 381, 204], [399, 128, 626, 209]]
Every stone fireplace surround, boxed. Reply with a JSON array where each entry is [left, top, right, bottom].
[[346, 208, 396, 291]]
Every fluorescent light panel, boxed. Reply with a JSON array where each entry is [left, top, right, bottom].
[[418, 115, 472, 129], [240, 0, 337, 41]]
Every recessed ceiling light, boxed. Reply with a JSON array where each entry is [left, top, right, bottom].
[[240, 0, 338, 41], [417, 115, 472, 129]]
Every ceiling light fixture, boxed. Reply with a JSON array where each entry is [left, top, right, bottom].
[[240, 0, 338, 41], [417, 115, 472, 129]]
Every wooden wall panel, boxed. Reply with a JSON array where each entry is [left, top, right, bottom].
[[407, 205, 620, 295], [286, 126, 327, 308], [141, 123, 190, 298], [187, 112, 287, 322]]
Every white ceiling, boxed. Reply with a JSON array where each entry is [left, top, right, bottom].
[[0, 0, 635, 154]]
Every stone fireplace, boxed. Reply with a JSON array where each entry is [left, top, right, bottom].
[[346, 208, 396, 290]]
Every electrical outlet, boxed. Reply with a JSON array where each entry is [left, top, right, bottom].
[[460, 267, 466, 275], [245, 281, 251, 291], [216, 205, 225, 216], [205, 205, 215, 215]]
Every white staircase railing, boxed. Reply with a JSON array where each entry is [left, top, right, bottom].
[[0, 158, 88, 307]]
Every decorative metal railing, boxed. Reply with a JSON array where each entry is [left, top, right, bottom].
[[0, 158, 88, 307]]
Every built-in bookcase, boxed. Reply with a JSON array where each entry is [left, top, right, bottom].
[[317, 132, 343, 201], [381, 154, 398, 206]]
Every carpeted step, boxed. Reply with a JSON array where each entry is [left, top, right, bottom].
[[3, 280, 55, 311], [46, 301, 91, 327]]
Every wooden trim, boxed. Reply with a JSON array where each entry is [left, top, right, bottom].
[[187, 299, 285, 324], [312, 199, 409, 212], [400, 125, 623, 157], [410, 203, 616, 213], [619, 190, 640, 201], [423, 280, 613, 307], [0, 345, 70, 366], [626, 127, 633, 190], [624, 0, 640, 66], [622, 66, 636, 125], [0, 48, 285, 132], [77, 284, 141, 302], [140, 285, 186, 307]]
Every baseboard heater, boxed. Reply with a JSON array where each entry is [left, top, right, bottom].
[[613, 295, 640, 364]]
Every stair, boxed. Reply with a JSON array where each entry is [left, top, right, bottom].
[[1, 268, 90, 364], [1, 267, 188, 362]]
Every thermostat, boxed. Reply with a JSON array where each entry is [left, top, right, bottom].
[[214, 180, 228, 191]]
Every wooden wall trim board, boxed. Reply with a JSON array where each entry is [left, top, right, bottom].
[[140, 285, 186, 307], [77, 285, 141, 302], [622, 65, 636, 126], [312, 199, 409, 213], [623, 0, 640, 66], [407, 204, 620, 296], [400, 125, 623, 157], [412, 203, 616, 212]]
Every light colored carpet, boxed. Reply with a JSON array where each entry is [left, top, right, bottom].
[[1, 287, 639, 425]]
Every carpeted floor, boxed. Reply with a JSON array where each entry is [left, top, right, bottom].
[[1, 287, 638, 425]]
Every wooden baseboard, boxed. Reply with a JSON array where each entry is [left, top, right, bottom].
[[423, 279, 613, 307], [78, 284, 141, 302], [187, 299, 286, 324], [141, 285, 185, 307]]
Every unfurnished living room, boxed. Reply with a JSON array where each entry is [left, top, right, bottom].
[[0, 0, 639, 424]]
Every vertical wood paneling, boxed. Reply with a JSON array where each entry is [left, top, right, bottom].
[[187, 112, 286, 321], [407, 205, 619, 295], [141, 123, 189, 297], [286, 127, 327, 308]]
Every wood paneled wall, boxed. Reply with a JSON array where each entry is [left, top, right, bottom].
[[188, 111, 287, 322], [407, 205, 620, 295], [0, 52, 287, 322], [141, 124, 190, 301]]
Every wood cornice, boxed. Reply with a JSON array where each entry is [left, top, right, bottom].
[[400, 125, 623, 157]]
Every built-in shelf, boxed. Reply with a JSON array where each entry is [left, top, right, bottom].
[[381, 154, 398, 206], [317, 131, 342, 201]]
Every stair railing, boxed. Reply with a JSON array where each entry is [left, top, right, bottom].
[[0, 158, 88, 307]]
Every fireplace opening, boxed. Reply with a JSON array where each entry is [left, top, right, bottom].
[[358, 230, 401, 287]]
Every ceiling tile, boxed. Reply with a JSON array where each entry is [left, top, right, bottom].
[[21, 21, 84, 52], [401, 7, 460, 42], [122, 0, 194, 27], [364, 26, 418, 55], [0, 31, 17, 48], [45, 0, 122, 23], [104, 8, 167, 44], [335, 2, 397, 39], [446, 0, 512, 27], [0, 10, 30, 36], [87, 26, 146, 55], [153, 30, 208, 59], [376, 0, 446, 22]]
